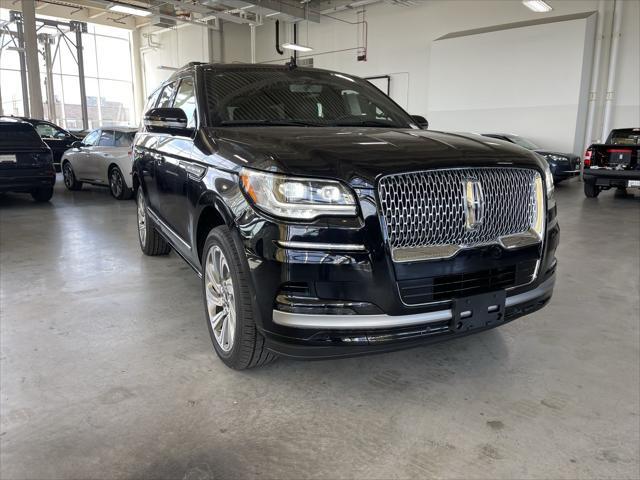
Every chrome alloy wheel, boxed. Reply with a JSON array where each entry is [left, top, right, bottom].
[[137, 189, 147, 246], [204, 245, 236, 352], [110, 168, 123, 198]]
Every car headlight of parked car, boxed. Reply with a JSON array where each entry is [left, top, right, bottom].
[[543, 162, 554, 198], [544, 153, 568, 164], [239, 168, 358, 220]]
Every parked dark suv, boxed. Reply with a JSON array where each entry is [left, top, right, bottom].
[[14, 117, 81, 172], [133, 63, 559, 369], [0, 117, 56, 202]]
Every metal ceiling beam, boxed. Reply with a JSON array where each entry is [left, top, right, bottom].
[[205, 0, 320, 22]]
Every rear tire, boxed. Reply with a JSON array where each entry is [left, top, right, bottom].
[[136, 187, 171, 256], [202, 226, 277, 370], [584, 182, 600, 198], [62, 162, 82, 191], [31, 187, 53, 202], [109, 166, 133, 200]]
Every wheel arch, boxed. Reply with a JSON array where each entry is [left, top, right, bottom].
[[195, 194, 234, 264]]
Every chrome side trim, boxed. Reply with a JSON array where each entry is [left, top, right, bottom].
[[272, 274, 555, 330], [276, 241, 367, 252], [146, 207, 191, 250]]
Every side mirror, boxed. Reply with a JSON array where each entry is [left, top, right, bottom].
[[71, 141, 83, 149], [410, 115, 429, 129], [144, 107, 191, 134]]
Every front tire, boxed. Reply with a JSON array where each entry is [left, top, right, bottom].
[[202, 226, 276, 370], [31, 187, 53, 202], [136, 187, 171, 256], [109, 166, 133, 200], [62, 162, 82, 191], [584, 182, 600, 198]]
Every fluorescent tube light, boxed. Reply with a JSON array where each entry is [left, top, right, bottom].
[[108, 3, 152, 17], [282, 43, 313, 52], [522, 0, 553, 12]]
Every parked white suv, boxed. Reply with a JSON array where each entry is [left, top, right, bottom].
[[61, 127, 137, 200]]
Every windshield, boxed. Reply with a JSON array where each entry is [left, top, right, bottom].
[[610, 129, 640, 145], [204, 68, 414, 128], [508, 136, 539, 150]]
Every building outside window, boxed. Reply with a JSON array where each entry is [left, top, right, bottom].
[[0, 10, 136, 130]]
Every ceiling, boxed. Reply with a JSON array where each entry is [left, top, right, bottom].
[[27, 0, 417, 30]]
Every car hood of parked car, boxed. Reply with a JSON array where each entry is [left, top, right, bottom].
[[206, 127, 543, 186]]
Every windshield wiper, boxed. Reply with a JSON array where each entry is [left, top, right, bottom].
[[330, 119, 402, 128], [220, 119, 325, 127]]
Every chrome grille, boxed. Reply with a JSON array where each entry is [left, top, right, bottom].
[[378, 168, 541, 261]]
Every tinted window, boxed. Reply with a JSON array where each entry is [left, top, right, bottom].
[[610, 129, 640, 145], [0, 123, 43, 147], [114, 131, 135, 147], [157, 82, 176, 109], [98, 130, 114, 147], [173, 78, 197, 128], [204, 69, 413, 128], [83, 130, 100, 146], [34, 122, 65, 138]]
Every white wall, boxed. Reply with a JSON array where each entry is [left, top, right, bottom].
[[139, 24, 210, 98], [427, 17, 594, 153]]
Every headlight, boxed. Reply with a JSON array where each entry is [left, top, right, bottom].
[[239, 168, 357, 220], [543, 162, 554, 198], [545, 154, 567, 163]]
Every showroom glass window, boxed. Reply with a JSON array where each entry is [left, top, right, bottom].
[[0, 9, 136, 130], [204, 69, 413, 128]]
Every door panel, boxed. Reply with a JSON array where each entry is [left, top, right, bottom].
[[154, 135, 193, 245], [73, 129, 99, 180]]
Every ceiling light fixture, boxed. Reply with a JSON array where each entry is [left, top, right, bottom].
[[522, 0, 553, 12], [282, 43, 313, 52], [108, 3, 152, 17]]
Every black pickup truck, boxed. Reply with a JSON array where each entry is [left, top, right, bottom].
[[583, 128, 640, 197]]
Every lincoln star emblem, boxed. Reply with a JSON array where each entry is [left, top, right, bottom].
[[463, 178, 485, 230]]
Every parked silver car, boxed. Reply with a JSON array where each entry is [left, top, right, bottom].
[[61, 127, 137, 200]]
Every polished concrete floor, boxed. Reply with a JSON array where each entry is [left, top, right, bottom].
[[1, 177, 639, 480]]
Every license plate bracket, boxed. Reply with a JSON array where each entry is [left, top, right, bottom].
[[452, 290, 506, 333], [628, 180, 640, 188]]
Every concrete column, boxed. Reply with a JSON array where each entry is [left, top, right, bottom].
[[21, 0, 44, 119], [130, 29, 145, 121]]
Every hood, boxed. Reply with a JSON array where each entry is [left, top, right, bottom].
[[206, 127, 543, 187]]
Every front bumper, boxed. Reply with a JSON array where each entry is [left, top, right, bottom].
[[232, 187, 559, 359], [550, 163, 580, 181]]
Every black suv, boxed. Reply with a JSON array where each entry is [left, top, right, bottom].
[[0, 117, 56, 202], [14, 117, 80, 172], [133, 63, 559, 369]]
